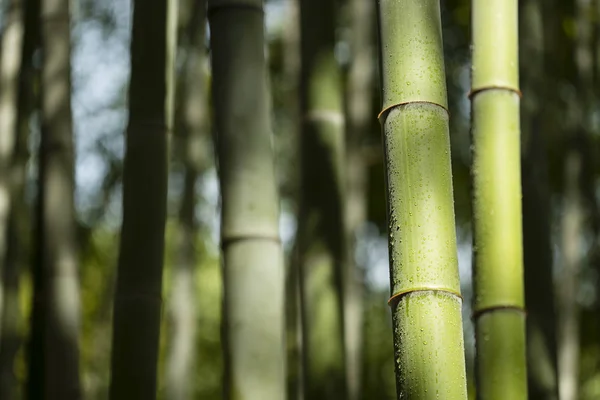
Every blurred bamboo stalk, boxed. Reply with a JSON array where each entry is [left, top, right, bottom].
[[27, 0, 81, 397], [557, 1, 595, 399], [520, 0, 560, 397], [344, 1, 375, 399], [165, 0, 209, 399], [208, 0, 287, 398], [297, 0, 347, 396], [559, 150, 582, 400], [109, 0, 175, 397]]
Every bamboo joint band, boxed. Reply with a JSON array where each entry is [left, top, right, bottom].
[[304, 110, 344, 126], [221, 233, 281, 248], [471, 305, 527, 321], [388, 287, 463, 308], [468, 85, 522, 99], [378, 100, 450, 123], [208, 3, 264, 16]]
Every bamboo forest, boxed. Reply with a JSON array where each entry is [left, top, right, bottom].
[[1, 0, 600, 399]]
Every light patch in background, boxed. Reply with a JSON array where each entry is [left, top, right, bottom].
[[197, 167, 221, 252], [279, 201, 297, 251], [265, 0, 288, 38], [71, 0, 131, 218]]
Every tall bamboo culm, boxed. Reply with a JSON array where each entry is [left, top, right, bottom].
[[26, 0, 81, 397], [520, 0, 560, 397], [376, 1, 468, 398], [297, 0, 347, 397], [470, 0, 528, 398], [165, 0, 208, 398], [344, 1, 374, 399], [208, 0, 286, 398], [109, 0, 176, 397]]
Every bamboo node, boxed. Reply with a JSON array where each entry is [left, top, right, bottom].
[[220, 233, 281, 248], [377, 100, 450, 123], [304, 110, 345, 126], [387, 287, 463, 308], [471, 305, 527, 320], [468, 85, 522, 99]]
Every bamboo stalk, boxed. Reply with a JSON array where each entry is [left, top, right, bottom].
[[297, 0, 347, 397], [165, 0, 208, 398], [109, 0, 175, 397], [344, 0, 374, 398], [376, 0, 468, 398], [470, 0, 527, 398], [208, 1, 286, 398], [520, 0, 560, 397], [31, 0, 82, 397]]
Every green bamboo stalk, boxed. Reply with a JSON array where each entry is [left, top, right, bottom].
[[558, 151, 582, 400], [297, 0, 347, 397], [470, 0, 527, 398], [344, 1, 374, 399], [109, 0, 175, 398], [556, 3, 593, 400], [25, 0, 82, 398], [208, 1, 286, 398], [520, 0, 560, 398], [376, 1, 468, 398], [165, 0, 208, 398]]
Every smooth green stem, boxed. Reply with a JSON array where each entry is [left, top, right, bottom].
[[471, 0, 527, 398], [377, 0, 468, 398], [471, 91, 524, 310]]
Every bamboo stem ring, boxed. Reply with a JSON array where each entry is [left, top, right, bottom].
[[387, 287, 463, 308], [471, 305, 527, 321], [377, 100, 450, 122], [220, 234, 281, 248], [468, 85, 522, 99]]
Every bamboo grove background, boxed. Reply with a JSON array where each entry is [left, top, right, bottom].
[[0, 0, 599, 399]]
